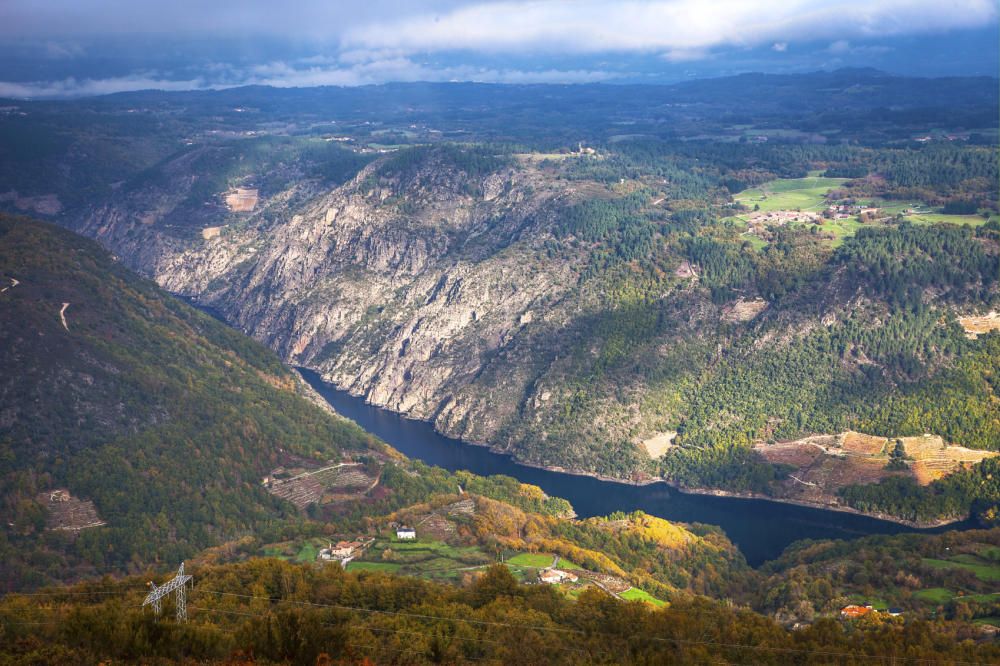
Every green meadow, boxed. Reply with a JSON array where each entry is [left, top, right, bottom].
[[620, 587, 666, 607], [733, 176, 848, 213]]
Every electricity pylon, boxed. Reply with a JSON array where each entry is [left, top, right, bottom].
[[142, 562, 193, 621]]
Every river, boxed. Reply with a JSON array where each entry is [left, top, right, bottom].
[[298, 368, 968, 567]]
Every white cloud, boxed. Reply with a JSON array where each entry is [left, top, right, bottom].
[[772, 42, 788, 52], [344, 0, 997, 55], [0, 59, 617, 98]]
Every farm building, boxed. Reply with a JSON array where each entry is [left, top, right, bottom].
[[840, 605, 872, 619], [539, 569, 578, 585], [396, 527, 416, 540], [318, 539, 369, 566]]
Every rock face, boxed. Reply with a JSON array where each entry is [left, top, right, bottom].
[[70, 149, 586, 452]]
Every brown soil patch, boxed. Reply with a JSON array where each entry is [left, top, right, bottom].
[[38, 489, 105, 531], [674, 260, 696, 279], [202, 226, 223, 240], [755, 430, 998, 502], [958, 312, 1000, 339], [841, 431, 889, 456], [641, 432, 677, 459], [722, 298, 768, 323], [225, 188, 259, 212], [899, 434, 997, 485]]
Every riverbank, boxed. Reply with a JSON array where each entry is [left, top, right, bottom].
[[475, 451, 963, 530], [296, 367, 969, 533], [672, 485, 963, 530]]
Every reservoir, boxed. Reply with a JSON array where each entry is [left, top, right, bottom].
[[298, 369, 969, 566]]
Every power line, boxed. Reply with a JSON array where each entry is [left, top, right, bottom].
[[2, 583, 993, 665], [0, 590, 131, 598], [188, 605, 599, 659]]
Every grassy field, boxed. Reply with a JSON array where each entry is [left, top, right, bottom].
[[923, 555, 1000, 583], [819, 217, 865, 244], [730, 179, 994, 249], [346, 561, 401, 573], [261, 539, 327, 562], [867, 200, 991, 227], [914, 587, 953, 604], [348, 537, 492, 581], [556, 556, 583, 570], [847, 595, 890, 611], [960, 592, 1000, 603], [620, 587, 666, 607], [294, 542, 322, 562], [507, 552, 555, 568], [734, 176, 848, 213]]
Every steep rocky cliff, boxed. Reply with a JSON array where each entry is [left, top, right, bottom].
[[65, 141, 1000, 501], [71, 147, 610, 465]]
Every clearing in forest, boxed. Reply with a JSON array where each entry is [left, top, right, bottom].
[[224, 187, 259, 212], [958, 311, 1000, 339], [640, 431, 677, 458], [264, 461, 378, 509], [755, 431, 999, 505], [733, 176, 848, 213], [38, 489, 105, 531]]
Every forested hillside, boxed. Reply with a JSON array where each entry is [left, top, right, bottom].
[[1, 75, 997, 525], [2, 558, 998, 665], [0, 215, 384, 589]]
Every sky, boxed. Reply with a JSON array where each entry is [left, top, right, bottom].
[[0, 0, 997, 98]]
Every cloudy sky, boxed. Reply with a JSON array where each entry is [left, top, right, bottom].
[[0, 0, 997, 97]]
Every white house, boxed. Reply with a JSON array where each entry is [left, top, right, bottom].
[[396, 527, 416, 540]]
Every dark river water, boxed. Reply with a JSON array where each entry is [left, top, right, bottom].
[[298, 368, 968, 566]]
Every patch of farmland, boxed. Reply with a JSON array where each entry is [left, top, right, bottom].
[[619, 587, 666, 606], [958, 311, 1000, 339], [733, 176, 848, 213], [899, 435, 998, 485], [567, 569, 631, 594], [507, 552, 555, 568], [224, 187, 258, 212], [418, 513, 458, 541], [841, 431, 889, 456], [721, 298, 768, 323], [755, 430, 997, 505], [38, 489, 105, 531], [640, 431, 677, 459], [265, 462, 377, 509], [444, 498, 476, 516]]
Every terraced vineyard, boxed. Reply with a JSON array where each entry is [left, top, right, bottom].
[[265, 462, 378, 509]]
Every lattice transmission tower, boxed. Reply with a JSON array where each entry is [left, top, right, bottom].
[[142, 562, 193, 621]]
